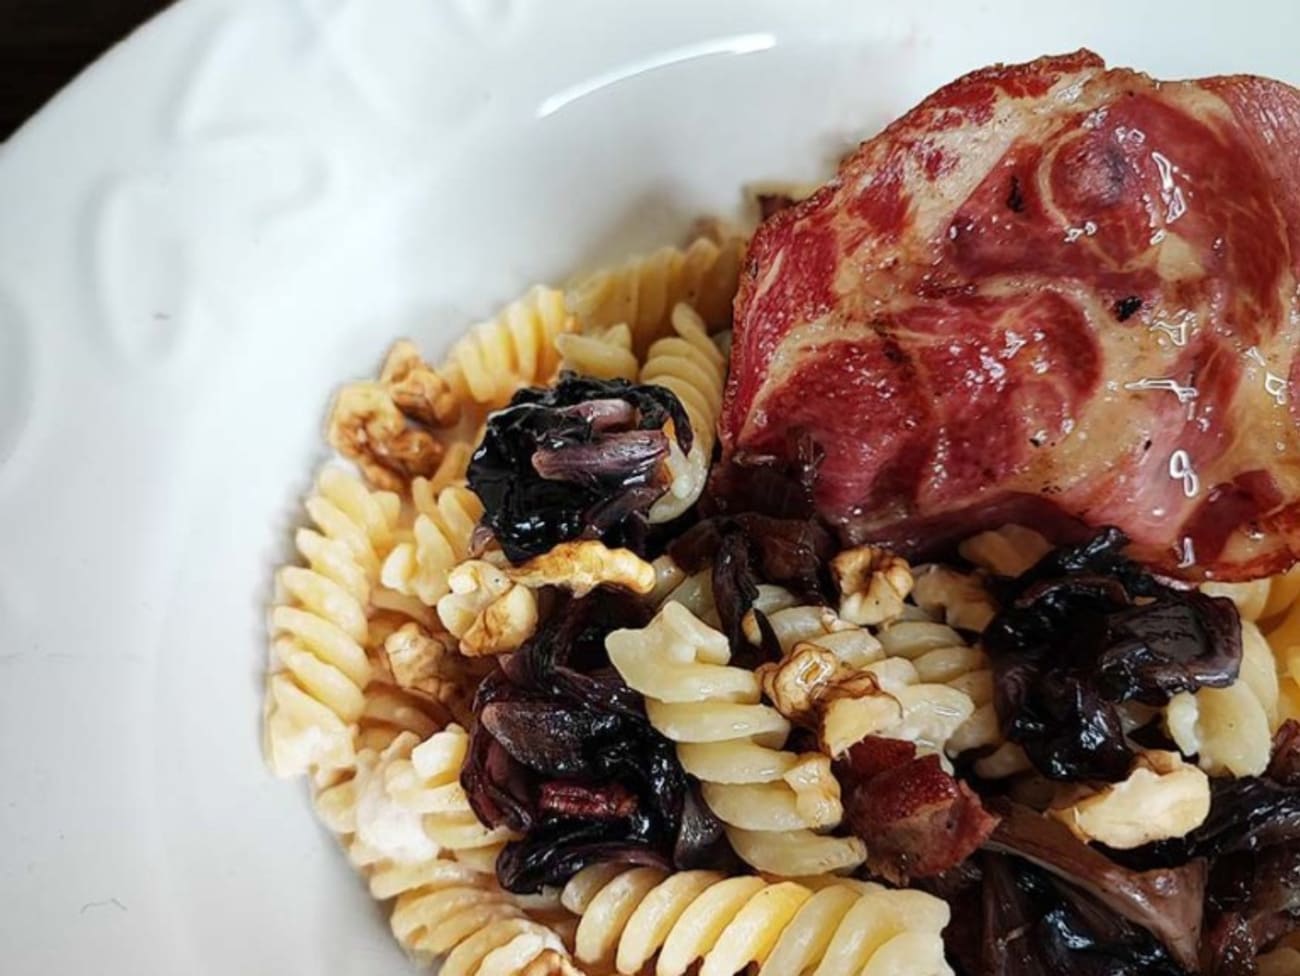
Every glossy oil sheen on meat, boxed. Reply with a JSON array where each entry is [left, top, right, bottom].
[[723, 51, 1300, 580]]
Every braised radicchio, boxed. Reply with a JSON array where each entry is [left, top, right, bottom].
[[983, 528, 1242, 781], [1108, 724, 1300, 973], [976, 854, 1188, 976], [461, 589, 727, 892], [668, 512, 835, 659], [838, 736, 999, 884], [468, 375, 693, 562], [985, 802, 1206, 971]]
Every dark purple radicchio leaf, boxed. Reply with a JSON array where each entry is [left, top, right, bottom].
[[985, 802, 1206, 971], [705, 429, 822, 521], [1104, 724, 1300, 973], [468, 375, 693, 562], [461, 589, 728, 892], [668, 512, 836, 659], [979, 853, 1188, 976], [982, 527, 1243, 781]]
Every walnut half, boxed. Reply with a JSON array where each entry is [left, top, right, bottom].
[[381, 340, 460, 429], [758, 639, 974, 758], [327, 340, 461, 492], [379, 622, 488, 725], [831, 545, 914, 626], [504, 540, 657, 597]]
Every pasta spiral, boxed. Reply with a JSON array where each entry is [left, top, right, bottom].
[[561, 864, 952, 976], [1166, 619, 1281, 778], [440, 285, 575, 409], [264, 466, 400, 779], [566, 234, 743, 356], [1246, 565, 1300, 724], [426, 438, 476, 493], [607, 602, 865, 877], [909, 564, 999, 634], [877, 614, 998, 750], [380, 483, 484, 606], [353, 680, 446, 756], [957, 524, 1051, 578], [640, 303, 727, 522], [1260, 946, 1300, 976], [313, 732, 571, 976], [646, 555, 796, 627], [555, 322, 640, 380]]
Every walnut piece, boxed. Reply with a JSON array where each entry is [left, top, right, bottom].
[[327, 341, 460, 492], [757, 639, 975, 758], [1049, 751, 1211, 849], [437, 560, 539, 656], [832, 545, 914, 626], [505, 540, 656, 597], [379, 622, 487, 725], [757, 643, 906, 756], [380, 340, 461, 428], [757, 642, 844, 725]]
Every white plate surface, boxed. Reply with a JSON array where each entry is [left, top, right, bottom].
[[3, 0, 1300, 971]]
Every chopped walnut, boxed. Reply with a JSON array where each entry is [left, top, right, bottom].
[[1049, 750, 1211, 849], [505, 540, 656, 597], [327, 341, 460, 492], [757, 639, 974, 758], [757, 642, 845, 725], [757, 643, 906, 756], [379, 340, 460, 428], [832, 545, 914, 626], [379, 622, 487, 725], [437, 560, 539, 656]]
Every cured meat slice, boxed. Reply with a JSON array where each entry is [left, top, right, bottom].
[[723, 51, 1300, 579]]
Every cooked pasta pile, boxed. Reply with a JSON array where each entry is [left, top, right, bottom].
[[263, 221, 1300, 974]]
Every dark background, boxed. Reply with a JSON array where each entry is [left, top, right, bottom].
[[1, 0, 169, 139]]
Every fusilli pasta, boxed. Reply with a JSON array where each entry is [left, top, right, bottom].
[[909, 564, 999, 634], [1259, 933, 1300, 976], [354, 680, 446, 756], [1252, 565, 1300, 725], [1260, 946, 1300, 976], [566, 234, 743, 357], [607, 602, 865, 877], [640, 303, 727, 522], [876, 618, 1003, 765], [440, 285, 575, 409], [555, 322, 640, 380], [561, 864, 952, 976], [1166, 619, 1280, 777], [380, 483, 483, 606], [264, 466, 400, 779], [957, 524, 1052, 578], [425, 438, 476, 493], [312, 732, 572, 976]]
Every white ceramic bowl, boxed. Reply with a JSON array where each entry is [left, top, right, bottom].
[[3, 0, 1298, 971]]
